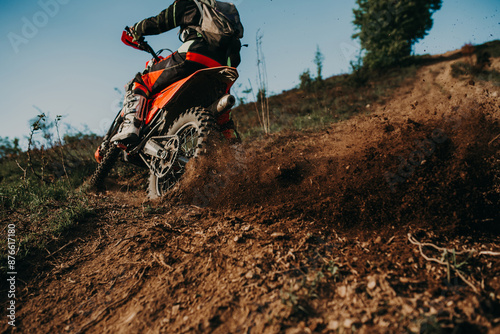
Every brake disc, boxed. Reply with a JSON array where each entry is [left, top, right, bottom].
[[149, 135, 179, 179]]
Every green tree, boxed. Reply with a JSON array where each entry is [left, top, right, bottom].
[[314, 45, 325, 82], [299, 69, 313, 90], [352, 0, 442, 69], [0, 137, 21, 158]]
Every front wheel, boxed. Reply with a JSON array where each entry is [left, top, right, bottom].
[[148, 107, 214, 199], [88, 145, 121, 190]]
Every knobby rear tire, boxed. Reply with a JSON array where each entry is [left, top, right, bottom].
[[148, 107, 215, 199], [88, 146, 121, 189]]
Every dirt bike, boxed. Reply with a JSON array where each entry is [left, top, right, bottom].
[[89, 33, 239, 199]]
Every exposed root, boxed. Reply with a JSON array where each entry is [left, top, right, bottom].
[[408, 233, 500, 294]]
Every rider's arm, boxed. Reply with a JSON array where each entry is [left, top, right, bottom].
[[132, 0, 200, 37]]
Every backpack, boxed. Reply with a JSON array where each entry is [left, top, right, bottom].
[[190, 0, 244, 49]]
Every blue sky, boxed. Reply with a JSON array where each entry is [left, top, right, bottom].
[[1, 0, 499, 143]]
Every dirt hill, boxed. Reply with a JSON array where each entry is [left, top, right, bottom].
[[1, 45, 500, 333]]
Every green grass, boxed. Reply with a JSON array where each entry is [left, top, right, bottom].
[[0, 126, 153, 273], [0, 138, 100, 271], [1, 181, 93, 274]]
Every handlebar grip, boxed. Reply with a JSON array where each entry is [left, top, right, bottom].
[[123, 26, 160, 62]]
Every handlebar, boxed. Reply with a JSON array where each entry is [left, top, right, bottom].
[[125, 26, 161, 63]]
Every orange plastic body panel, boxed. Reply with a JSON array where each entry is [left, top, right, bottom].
[[145, 75, 194, 125], [144, 66, 237, 125]]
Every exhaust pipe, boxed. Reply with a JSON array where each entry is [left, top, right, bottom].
[[216, 94, 236, 114]]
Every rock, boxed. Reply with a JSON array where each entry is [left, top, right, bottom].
[[337, 286, 347, 298], [327, 320, 339, 330], [343, 319, 353, 328], [402, 304, 414, 315]]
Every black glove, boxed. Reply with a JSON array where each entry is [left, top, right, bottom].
[[128, 25, 144, 43], [122, 26, 146, 51]]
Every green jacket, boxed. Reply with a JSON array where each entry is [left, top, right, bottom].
[[133, 0, 200, 38], [133, 0, 241, 67]]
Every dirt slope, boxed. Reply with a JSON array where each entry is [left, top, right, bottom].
[[2, 50, 500, 333]]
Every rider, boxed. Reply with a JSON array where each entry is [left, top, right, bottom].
[[111, 0, 243, 144]]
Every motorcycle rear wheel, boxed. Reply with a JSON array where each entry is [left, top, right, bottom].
[[148, 107, 214, 199]]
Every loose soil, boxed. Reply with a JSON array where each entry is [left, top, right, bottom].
[[1, 49, 500, 333]]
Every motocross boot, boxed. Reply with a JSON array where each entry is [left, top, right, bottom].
[[217, 110, 241, 144], [111, 91, 147, 144]]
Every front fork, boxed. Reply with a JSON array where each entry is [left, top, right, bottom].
[[94, 110, 124, 163]]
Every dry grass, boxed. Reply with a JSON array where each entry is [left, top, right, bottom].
[[233, 64, 419, 137]]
